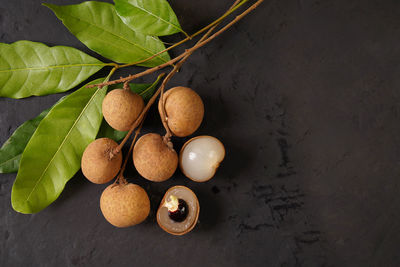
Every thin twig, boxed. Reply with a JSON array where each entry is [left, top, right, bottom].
[[88, 53, 185, 88], [89, 0, 264, 89], [115, 0, 249, 69], [113, 119, 145, 185]]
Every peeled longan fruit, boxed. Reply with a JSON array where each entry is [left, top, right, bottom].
[[133, 133, 178, 182], [100, 183, 150, 227], [180, 136, 225, 182], [81, 138, 122, 184], [158, 87, 204, 137], [102, 89, 144, 131]]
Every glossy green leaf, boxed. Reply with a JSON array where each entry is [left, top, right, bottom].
[[131, 83, 156, 101], [44, 1, 170, 67], [0, 41, 106, 98], [97, 120, 128, 142], [128, 72, 163, 102], [97, 73, 163, 141], [114, 0, 185, 36], [0, 109, 49, 173], [11, 78, 109, 214]]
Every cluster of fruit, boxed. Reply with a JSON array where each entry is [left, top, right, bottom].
[[80, 86, 225, 235]]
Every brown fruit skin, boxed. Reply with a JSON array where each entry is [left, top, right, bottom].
[[102, 89, 144, 131], [133, 133, 178, 182], [81, 138, 122, 184], [100, 183, 150, 228], [159, 87, 204, 137]]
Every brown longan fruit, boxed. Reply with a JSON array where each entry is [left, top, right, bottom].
[[102, 89, 144, 131], [133, 133, 178, 182], [158, 87, 204, 137], [100, 183, 150, 227], [81, 138, 122, 184]]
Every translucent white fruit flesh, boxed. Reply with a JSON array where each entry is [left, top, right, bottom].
[[180, 136, 225, 182]]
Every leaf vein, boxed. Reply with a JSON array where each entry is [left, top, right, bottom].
[[132, 2, 181, 33], [0, 63, 108, 73]]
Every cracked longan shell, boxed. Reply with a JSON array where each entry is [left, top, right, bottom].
[[159, 87, 204, 137], [102, 89, 144, 131], [133, 133, 178, 182], [100, 183, 150, 227], [81, 138, 122, 184]]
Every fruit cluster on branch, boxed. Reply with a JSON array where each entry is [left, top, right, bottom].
[[81, 0, 263, 235]]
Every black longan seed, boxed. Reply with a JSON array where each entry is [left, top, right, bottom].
[[168, 199, 188, 222]]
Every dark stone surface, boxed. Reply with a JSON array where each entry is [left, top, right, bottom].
[[1, 0, 400, 266]]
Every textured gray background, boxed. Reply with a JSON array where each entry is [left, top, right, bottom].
[[1, 0, 400, 266]]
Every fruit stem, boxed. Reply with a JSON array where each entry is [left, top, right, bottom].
[[123, 81, 130, 91], [87, 0, 257, 89], [113, 119, 145, 186]]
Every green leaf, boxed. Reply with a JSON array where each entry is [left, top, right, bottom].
[[0, 109, 49, 173], [114, 0, 185, 37], [11, 78, 109, 214], [44, 1, 170, 67], [98, 73, 163, 141], [0, 41, 106, 99], [97, 120, 128, 142], [136, 72, 163, 102]]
